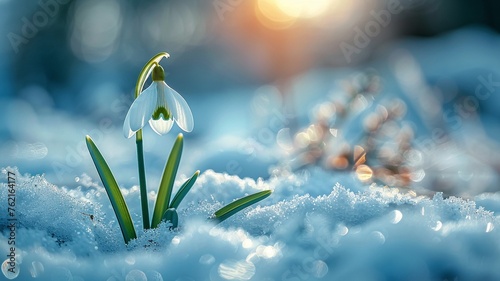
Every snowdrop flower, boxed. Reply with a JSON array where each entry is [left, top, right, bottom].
[[123, 65, 194, 138]]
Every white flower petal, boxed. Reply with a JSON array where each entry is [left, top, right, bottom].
[[164, 82, 194, 132], [127, 83, 157, 132], [149, 118, 174, 135], [122, 111, 135, 138]]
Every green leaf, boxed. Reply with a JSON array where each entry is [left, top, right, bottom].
[[151, 134, 183, 228], [162, 208, 179, 229], [85, 136, 137, 244], [170, 170, 200, 209], [212, 190, 272, 223]]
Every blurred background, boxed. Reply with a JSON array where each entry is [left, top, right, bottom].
[[1, 0, 500, 197]]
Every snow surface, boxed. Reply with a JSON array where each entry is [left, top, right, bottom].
[[1, 167, 500, 281]]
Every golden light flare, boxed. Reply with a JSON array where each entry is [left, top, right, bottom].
[[276, 0, 332, 19], [255, 0, 337, 29], [356, 164, 373, 182], [353, 145, 366, 168], [256, 0, 296, 29], [329, 155, 349, 170]]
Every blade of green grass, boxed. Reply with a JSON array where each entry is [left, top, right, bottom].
[[151, 134, 183, 228], [212, 190, 272, 223], [85, 136, 137, 244], [170, 170, 200, 209]]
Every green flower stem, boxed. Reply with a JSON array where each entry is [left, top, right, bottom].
[[134, 52, 170, 230], [136, 133, 149, 229]]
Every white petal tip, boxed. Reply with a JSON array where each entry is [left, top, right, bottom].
[[123, 122, 136, 139], [176, 118, 194, 133]]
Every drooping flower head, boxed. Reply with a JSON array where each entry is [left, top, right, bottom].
[[123, 65, 194, 138]]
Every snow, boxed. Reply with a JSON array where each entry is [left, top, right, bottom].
[[1, 167, 499, 280]]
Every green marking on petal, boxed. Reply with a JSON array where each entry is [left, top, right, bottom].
[[152, 106, 171, 120]]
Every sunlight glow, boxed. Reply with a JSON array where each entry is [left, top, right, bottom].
[[276, 0, 331, 19], [256, 0, 296, 29], [256, 0, 338, 29]]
